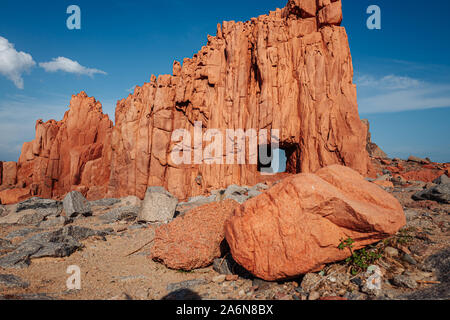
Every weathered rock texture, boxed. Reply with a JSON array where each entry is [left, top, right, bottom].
[[0, 0, 373, 203], [225, 165, 406, 281], [151, 200, 240, 270]]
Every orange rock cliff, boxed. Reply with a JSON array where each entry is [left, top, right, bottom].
[[0, 0, 374, 204]]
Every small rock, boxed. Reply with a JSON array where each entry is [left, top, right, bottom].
[[108, 293, 133, 300], [89, 198, 121, 207], [301, 273, 322, 292], [408, 156, 430, 164], [63, 191, 92, 218], [39, 216, 69, 228], [413, 183, 450, 204], [392, 275, 417, 289], [0, 274, 29, 288], [225, 275, 239, 281], [16, 197, 63, 217], [212, 275, 226, 283], [138, 187, 178, 223], [433, 175, 450, 185], [308, 291, 320, 300], [166, 279, 208, 292], [100, 206, 139, 224], [402, 253, 417, 265], [120, 196, 142, 207], [247, 189, 262, 199], [385, 247, 399, 258]]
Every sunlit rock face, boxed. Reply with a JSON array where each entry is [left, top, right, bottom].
[[1, 0, 373, 203]]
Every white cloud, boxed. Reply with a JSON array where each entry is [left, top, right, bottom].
[[356, 74, 450, 114], [355, 74, 422, 90], [39, 57, 107, 77], [0, 36, 36, 89]]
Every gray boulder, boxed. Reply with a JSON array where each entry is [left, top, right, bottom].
[[137, 187, 178, 223], [0, 205, 6, 217], [0, 274, 29, 289], [63, 191, 92, 218], [16, 197, 62, 217], [413, 183, 450, 204], [89, 198, 121, 207], [433, 175, 450, 185], [100, 206, 140, 224], [39, 216, 70, 228], [0, 238, 16, 255], [224, 185, 250, 204], [0, 226, 112, 269], [408, 155, 430, 164]]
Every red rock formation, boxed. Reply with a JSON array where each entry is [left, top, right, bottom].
[[225, 165, 406, 281], [151, 200, 240, 270], [0, 92, 113, 204], [1, 0, 373, 203], [106, 0, 372, 200]]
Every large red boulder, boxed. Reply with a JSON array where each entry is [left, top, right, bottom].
[[151, 200, 240, 270], [225, 165, 406, 281]]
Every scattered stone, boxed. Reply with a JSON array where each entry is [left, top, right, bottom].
[[166, 279, 208, 292], [0, 274, 29, 288], [301, 273, 322, 292], [252, 278, 273, 291], [408, 156, 430, 164], [100, 206, 139, 224], [402, 253, 418, 265], [0, 293, 54, 300], [385, 247, 399, 258], [392, 275, 418, 289], [0, 205, 6, 217], [212, 275, 226, 283], [17, 211, 46, 226], [308, 291, 320, 300], [433, 175, 450, 185], [212, 255, 250, 277], [247, 189, 262, 199], [108, 293, 133, 300], [39, 216, 69, 229], [16, 198, 62, 217], [63, 191, 92, 218], [0, 238, 16, 254], [5, 228, 41, 240], [224, 185, 250, 204], [0, 226, 111, 269], [151, 200, 239, 270], [413, 183, 450, 204], [119, 196, 142, 207], [89, 198, 121, 207], [343, 291, 367, 300], [137, 187, 178, 223]]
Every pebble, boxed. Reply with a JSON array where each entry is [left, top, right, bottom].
[[402, 253, 417, 265], [308, 291, 320, 300], [212, 275, 226, 283], [385, 246, 399, 257]]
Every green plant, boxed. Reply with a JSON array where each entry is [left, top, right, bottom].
[[338, 238, 383, 275]]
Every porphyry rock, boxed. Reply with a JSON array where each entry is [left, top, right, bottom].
[[1, 0, 373, 203], [151, 200, 240, 270], [225, 165, 406, 281], [137, 187, 178, 223]]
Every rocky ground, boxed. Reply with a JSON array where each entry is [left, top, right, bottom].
[[0, 158, 448, 300]]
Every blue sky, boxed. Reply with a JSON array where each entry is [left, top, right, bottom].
[[0, 0, 449, 163]]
